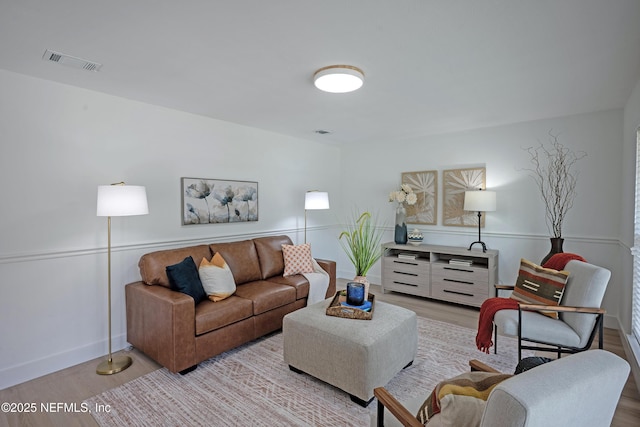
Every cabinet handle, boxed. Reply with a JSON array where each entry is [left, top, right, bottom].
[[394, 260, 419, 266], [393, 281, 418, 287], [393, 271, 418, 277], [443, 266, 473, 273], [443, 289, 474, 297], [443, 278, 474, 285]]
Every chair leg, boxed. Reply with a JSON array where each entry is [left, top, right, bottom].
[[598, 315, 604, 349], [377, 400, 384, 427], [494, 324, 498, 354], [517, 308, 522, 361]]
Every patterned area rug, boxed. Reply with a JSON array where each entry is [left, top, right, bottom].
[[85, 317, 528, 426]]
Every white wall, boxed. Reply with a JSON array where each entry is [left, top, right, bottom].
[[0, 69, 342, 389], [338, 109, 625, 326], [0, 67, 632, 390]]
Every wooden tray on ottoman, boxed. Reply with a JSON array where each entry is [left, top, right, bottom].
[[326, 291, 375, 320]]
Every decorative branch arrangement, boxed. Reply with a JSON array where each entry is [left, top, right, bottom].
[[524, 132, 586, 238]]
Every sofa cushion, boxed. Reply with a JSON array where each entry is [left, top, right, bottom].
[[194, 296, 254, 336], [511, 258, 569, 319], [209, 240, 262, 285], [268, 275, 310, 300], [139, 244, 212, 288], [282, 243, 314, 276], [234, 281, 297, 315], [254, 235, 293, 279], [199, 253, 236, 302], [166, 256, 207, 304]]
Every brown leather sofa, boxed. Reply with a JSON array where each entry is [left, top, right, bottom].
[[125, 235, 336, 373]]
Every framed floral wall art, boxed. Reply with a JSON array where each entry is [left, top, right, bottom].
[[181, 177, 258, 225], [442, 167, 486, 227], [401, 170, 438, 225]]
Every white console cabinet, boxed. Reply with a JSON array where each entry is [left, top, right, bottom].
[[381, 242, 499, 308]]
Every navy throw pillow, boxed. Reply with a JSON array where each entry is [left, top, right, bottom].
[[166, 256, 207, 304]]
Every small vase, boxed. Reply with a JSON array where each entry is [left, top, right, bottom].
[[541, 237, 564, 265], [353, 275, 370, 299], [394, 204, 408, 244]]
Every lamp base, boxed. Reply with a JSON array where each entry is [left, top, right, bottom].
[[468, 240, 487, 253], [96, 354, 132, 375]]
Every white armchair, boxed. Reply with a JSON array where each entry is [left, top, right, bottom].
[[374, 350, 629, 427], [494, 259, 610, 360]]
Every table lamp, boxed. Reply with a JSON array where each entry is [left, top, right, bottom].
[[463, 189, 496, 252]]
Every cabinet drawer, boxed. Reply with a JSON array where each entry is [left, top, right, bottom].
[[383, 272, 429, 297], [431, 283, 488, 307], [431, 264, 488, 285], [383, 257, 430, 275]]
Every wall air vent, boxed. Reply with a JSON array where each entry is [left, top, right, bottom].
[[42, 49, 102, 72]]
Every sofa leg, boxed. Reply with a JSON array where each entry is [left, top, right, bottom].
[[350, 394, 374, 407], [179, 365, 198, 375], [289, 365, 304, 374]]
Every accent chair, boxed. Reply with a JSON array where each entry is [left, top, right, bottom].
[[493, 259, 610, 360]]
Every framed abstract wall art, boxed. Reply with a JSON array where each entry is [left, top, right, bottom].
[[181, 177, 258, 225], [401, 170, 438, 225], [442, 167, 486, 227]]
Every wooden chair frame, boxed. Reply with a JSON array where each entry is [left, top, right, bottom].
[[373, 360, 498, 427]]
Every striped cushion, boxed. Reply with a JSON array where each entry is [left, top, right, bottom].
[[510, 258, 570, 319], [416, 371, 512, 425]]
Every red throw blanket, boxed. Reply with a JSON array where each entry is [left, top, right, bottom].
[[476, 297, 519, 353], [542, 252, 586, 271]]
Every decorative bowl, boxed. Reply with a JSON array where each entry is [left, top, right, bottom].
[[407, 228, 423, 246]]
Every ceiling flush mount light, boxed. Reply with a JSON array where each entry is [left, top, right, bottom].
[[314, 65, 364, 93]]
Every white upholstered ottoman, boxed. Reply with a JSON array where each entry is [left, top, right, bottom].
[[282, 297, 417, 406]]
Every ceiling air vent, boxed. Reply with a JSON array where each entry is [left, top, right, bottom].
[[42, 49, 102, 72]]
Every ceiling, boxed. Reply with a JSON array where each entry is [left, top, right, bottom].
[[1, 1, 640, 145]]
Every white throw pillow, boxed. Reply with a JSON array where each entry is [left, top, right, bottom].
[[199, 253, 236, 302]]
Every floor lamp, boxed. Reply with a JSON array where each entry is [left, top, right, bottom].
[[304, 191, 330, 243], [96, 182, 149, 375], [463, 189, 496, 253]]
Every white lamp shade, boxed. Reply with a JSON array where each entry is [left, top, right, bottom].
[[305, 191, 330, 210], [314, 65, 364, 93], [464, 190, 496, 212], [97, 185, 149, 217]]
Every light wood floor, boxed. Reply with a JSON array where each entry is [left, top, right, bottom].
[[2, 281, 639, 426]]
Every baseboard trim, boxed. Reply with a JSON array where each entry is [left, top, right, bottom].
[[620, 321, 640, 394], [0, 333, 129, 391]]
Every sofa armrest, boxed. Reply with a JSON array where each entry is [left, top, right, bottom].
[[518, 303, 606, 314], [126, 282, 197, 373], [315, 258, 337, 298], [374, 387, 422, 427]]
